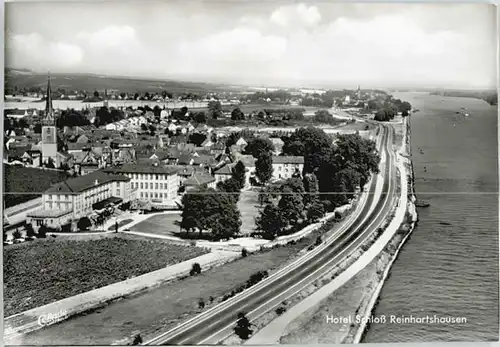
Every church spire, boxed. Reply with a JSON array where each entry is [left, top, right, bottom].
[[44, 73, 55, 125]]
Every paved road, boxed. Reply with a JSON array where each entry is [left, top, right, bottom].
[[146, 125, 396, 345]]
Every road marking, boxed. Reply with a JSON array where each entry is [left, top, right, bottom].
[[198, 128, 395, 345]]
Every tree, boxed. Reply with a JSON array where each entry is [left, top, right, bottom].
[[12, 229, 22, 239], [282, 127, 332, 174], [190, 262, 202, 276], [25, 223, 36, 238], [307, 201, 325, 222], [255, 152, 273, 185], [194, 111, 207, 124], [244, 138, 275, 158], [334, 133, 380, 189], [217, 177, 241, 203], [208, 101, 222, 119], [234, 312, 253, 340], [93, 90, 99, 98], [45, 157, 55, 169], [255, 204, 285, 240], [34, 123, 42, 134], [132, 334, 142, 345], [181, 187, 241, 241], [188, 132, 207, 146], [77, 216, 92, 231], [278, 186, 304, 225], [4, 117, 11, 133], [232, 161, 246, 189], [205, 196, 242, 240], [180, 106, 188, 116], [313, 109, 334, 124], [231, 107, 245, 121], [96, 106, 111, 126], [37, 225, 48, 238], [303, 173, 320, 207]]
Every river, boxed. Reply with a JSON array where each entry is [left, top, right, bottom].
[[363, 92, 499, 342]]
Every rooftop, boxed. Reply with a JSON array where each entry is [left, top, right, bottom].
[[184, 172, 216, 186], [45, 170, 130, 195], [104, 163, 179, 175], [27, 209, 73, 218]]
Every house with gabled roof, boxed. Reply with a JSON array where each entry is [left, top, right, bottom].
[[183, 172, 216, 191], [214, 163, 235, 184], [271, 155, 304, 180], [27, 170, 131, 231], [74, 148, 106, 176], [178, 153, 194, 166]]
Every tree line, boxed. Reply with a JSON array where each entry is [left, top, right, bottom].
[[253, 127, 380, 239]]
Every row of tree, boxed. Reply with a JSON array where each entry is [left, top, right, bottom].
[[253, 128, 380, 239], [369, 96, 412, 121]]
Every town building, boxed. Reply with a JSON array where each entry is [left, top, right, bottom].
[[214, 163, 235, 184], [183, 172, 217, 191], [26, 170, 131, 231], [103, 163, 180, 209], [272, 155, 304, 180]]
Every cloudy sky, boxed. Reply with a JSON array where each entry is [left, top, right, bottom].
[[5, 1, 498, 89]]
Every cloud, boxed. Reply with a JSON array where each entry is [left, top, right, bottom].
[[4, 3, 496, 88], [180, 27, 286, 62], [270, 4, 321, 28], [7, 33, 84, 69], [76, 25, 136, 49]]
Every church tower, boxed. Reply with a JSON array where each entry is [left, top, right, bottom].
[[103, 88, 109, 107], [41, 74, 59, 167]]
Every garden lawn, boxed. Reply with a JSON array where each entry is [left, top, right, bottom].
[[131, 213, 181, 236], [3, 235, 209, 316], [4, 166, 70, 208], [238, 191, 261, 235], [107, 218, 134, 231]]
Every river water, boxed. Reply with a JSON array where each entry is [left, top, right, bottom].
[[363, 92, 499, 342]]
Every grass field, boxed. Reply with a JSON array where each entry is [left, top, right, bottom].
[[335, 121, 375, 132], [137, 238, 313, 337], [133, 193, 260, 237], [3, 234, 209, 316], [4, 166, 70, 208], [131, 213, 182, 236], [238, 191, 261, 235], [107, 218, 134, 231]]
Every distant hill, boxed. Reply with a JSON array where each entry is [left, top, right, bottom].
[[4, 68, 238, 94]]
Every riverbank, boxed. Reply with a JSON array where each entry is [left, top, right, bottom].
[[351, 120, 419, 342], [263, 117, 419, 344]]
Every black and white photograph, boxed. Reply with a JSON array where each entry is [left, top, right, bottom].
[[2, 1, 499, 345]]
